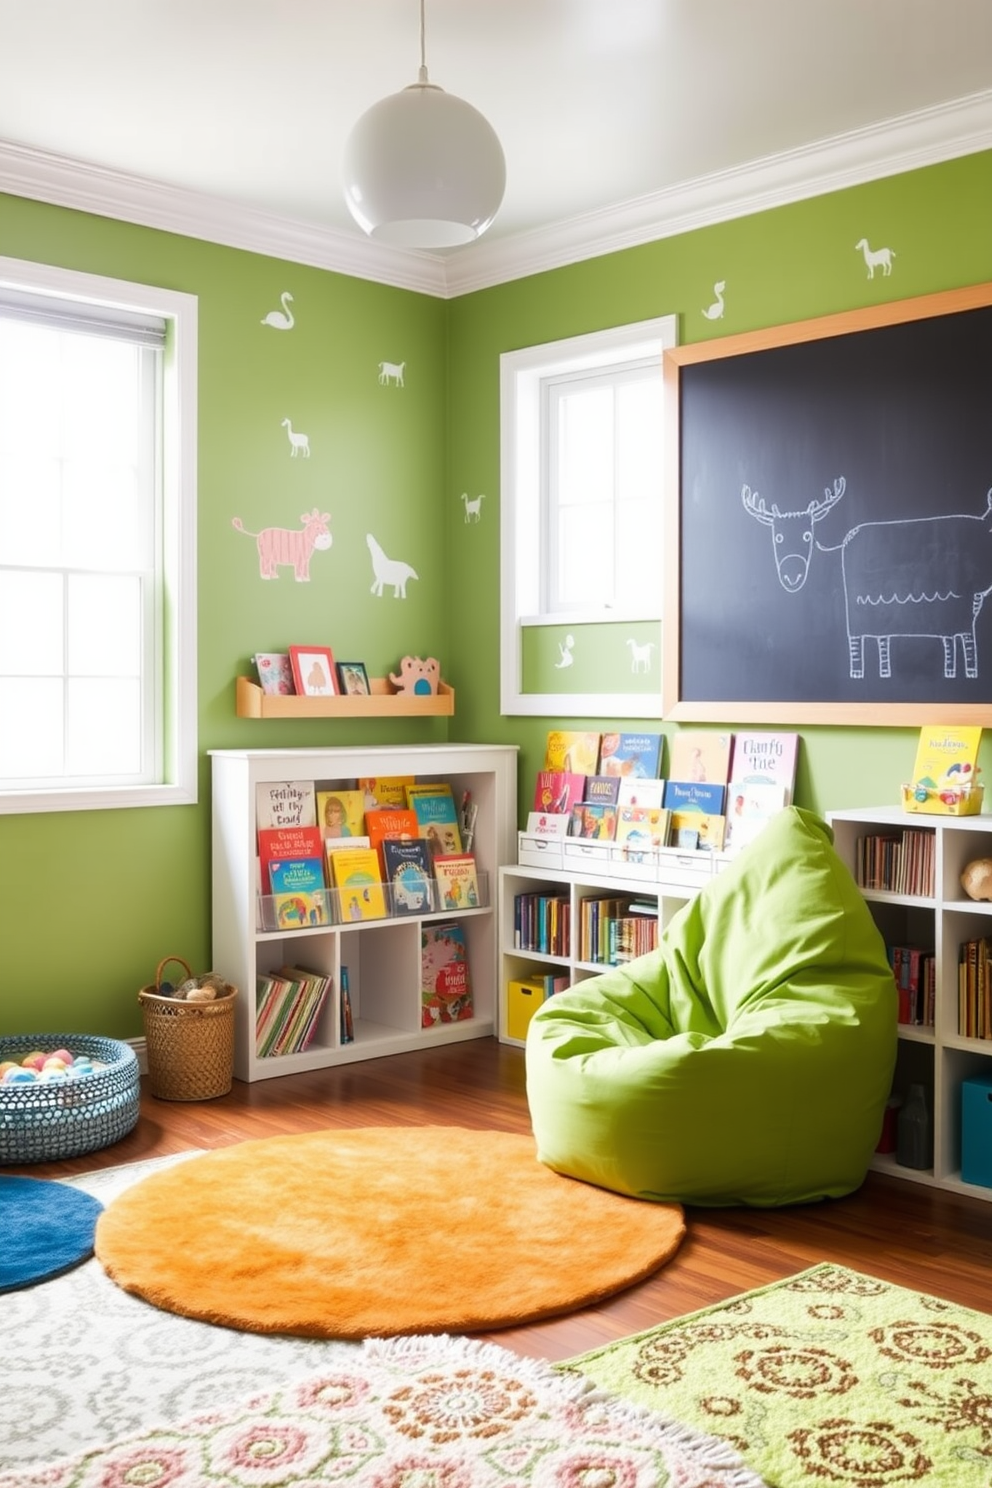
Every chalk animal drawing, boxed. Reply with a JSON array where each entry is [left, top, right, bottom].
[[855, 238, 895, 279], [743, 477, 992, 680], [281, 418, 310, 457], [702, 281, 726, 320], [378, 360, 406, 386], [461, 492, 485, 523], [261, 292, 295, 329], [627, 638, 655, 673], [232, 508, 332, 581], [367, 533, 418, 597], [555, 634, 575, 669]]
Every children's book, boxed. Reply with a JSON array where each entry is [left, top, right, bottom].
[[543, 730, 601, 776], [256, 780, 316, 831], [533, 770, 586, 816], [420, 922, 473, 1026], [667, 731, 732, 787], [614, 806, 671, 855], [910, 726, 982, 791], [358, 776, 415, 809], [405, 784, 463, 857], [663, 779, 726, 815], [727, 731, 799, 802], [327, 846, 387, 921], [258, 825, 324, 888], [669, 810, 726, 851], [433, 853, 480, 911], [365, 806, 420, 874], [569, 802, 619, 841], [724, 781, 789, 851], [616, 777, 666, 810], [253, 652, 295, 695], [316, 788, 367, 840], [598, 731, 664, 779], [382, 837, 434, 914], [267, 856, 328, 929], [583, 774, 621, 806]]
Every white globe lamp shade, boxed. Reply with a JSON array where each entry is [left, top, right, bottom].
[[343, 81, 506, 248]]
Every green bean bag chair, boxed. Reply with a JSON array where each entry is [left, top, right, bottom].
[[526, 807, 897, 1207]]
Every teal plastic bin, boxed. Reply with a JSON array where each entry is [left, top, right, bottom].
[[961, 1075, 992, 1188]]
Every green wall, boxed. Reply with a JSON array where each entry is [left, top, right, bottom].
[[444, 150, 992, 823], [0, 196, 451, 1036], [2, 147, 991, 1038]]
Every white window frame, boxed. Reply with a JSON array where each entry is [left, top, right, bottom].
[[0, 255, 198, 814], [500, 315, 675, 717]]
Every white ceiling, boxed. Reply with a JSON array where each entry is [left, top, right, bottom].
[[0, 0, 990, 295]]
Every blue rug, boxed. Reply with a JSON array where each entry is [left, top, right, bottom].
[[0, 1175, 104, 1293]]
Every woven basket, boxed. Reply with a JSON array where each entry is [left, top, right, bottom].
[[0, 1032, 140, 1164], [139, 957, 238, 1102]]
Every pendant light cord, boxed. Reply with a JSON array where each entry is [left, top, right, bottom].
[[418, 0, 429, 84]]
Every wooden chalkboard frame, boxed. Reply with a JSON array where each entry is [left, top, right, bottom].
[[663, 281, 992, 724]]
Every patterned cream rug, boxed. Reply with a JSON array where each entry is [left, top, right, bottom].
[[0, 1332, 764, 1488]]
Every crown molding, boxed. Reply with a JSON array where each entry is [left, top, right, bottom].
[[1, 88, 989, 301], [444, 89, 992, 296]]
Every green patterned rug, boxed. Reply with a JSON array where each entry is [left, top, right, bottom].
[[562, 1262, 992, 1488]]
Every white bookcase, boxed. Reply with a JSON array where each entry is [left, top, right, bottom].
[[829, 806, 992, 1202], [498, 853, 721, 1046], [211, 743, 518, 1083]]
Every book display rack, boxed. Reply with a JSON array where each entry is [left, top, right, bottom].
[[211, 743, 517, 1082]]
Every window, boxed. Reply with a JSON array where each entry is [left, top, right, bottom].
[[500, 315, 675, 716], [0, 256, 197, 813]]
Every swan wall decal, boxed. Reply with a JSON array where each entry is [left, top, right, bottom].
[[702, 281, 726, 321], [261, 291, 295, 330]]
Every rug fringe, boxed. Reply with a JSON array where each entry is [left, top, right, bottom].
[[365, 1333, 767, 1487]]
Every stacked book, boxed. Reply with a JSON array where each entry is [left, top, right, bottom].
[[256, 966, 332, 1057]]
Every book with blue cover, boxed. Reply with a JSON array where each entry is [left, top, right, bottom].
[[598, 731, 664, 779], [663, 779, 726, 815]]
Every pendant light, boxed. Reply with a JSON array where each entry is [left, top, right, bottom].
[[342, 0, 506, 249]]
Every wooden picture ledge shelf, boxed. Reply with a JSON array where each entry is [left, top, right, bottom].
[[236, 675, 455, 719]]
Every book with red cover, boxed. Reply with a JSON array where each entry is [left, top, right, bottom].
[[258, 825, 325, 890], [533, 770, 585, 816], [420, 921, 473, 1027]]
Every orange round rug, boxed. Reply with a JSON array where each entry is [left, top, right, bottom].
[[95, 1127, 684, 1338]]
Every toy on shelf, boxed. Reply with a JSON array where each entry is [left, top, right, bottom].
[[961, 859, 992, 902], [389, 656, 440, 696]]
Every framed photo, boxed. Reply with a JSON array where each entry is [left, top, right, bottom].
[[288, 645, 338, 697], [336, 660, 371, 697]]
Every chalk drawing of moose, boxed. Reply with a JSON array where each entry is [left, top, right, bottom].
[[232, 508, 332, 581], [742, 476, 992, 679], [378, 360, 405, 387]]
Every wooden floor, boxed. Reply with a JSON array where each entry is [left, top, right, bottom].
[[8, 1036, 992, 1362]]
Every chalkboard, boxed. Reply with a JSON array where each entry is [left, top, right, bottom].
[[663, 282, 992, 724]]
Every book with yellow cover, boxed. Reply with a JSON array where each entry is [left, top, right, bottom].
[[358, 776, 415, 808], [910, 726, 982, 791], [669, 809, 726, 852], [327, 846, 388, 921], [316, 788, 367, 841], [543, 730, 601, 776]]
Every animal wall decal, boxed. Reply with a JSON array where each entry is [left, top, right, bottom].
[[260, 292, 295, 329], [378, 360, 405, 387], [702, 281, 726, 321], [555, 634, 575, 669], [366, 533, 418, 598], [461, 492, 485, 523], [742, 477, 992, 680], [855, 238, 896, 279], [232, 508, 332, 581], [627, 638, 654, 673], [281, 418, 310, 457]]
